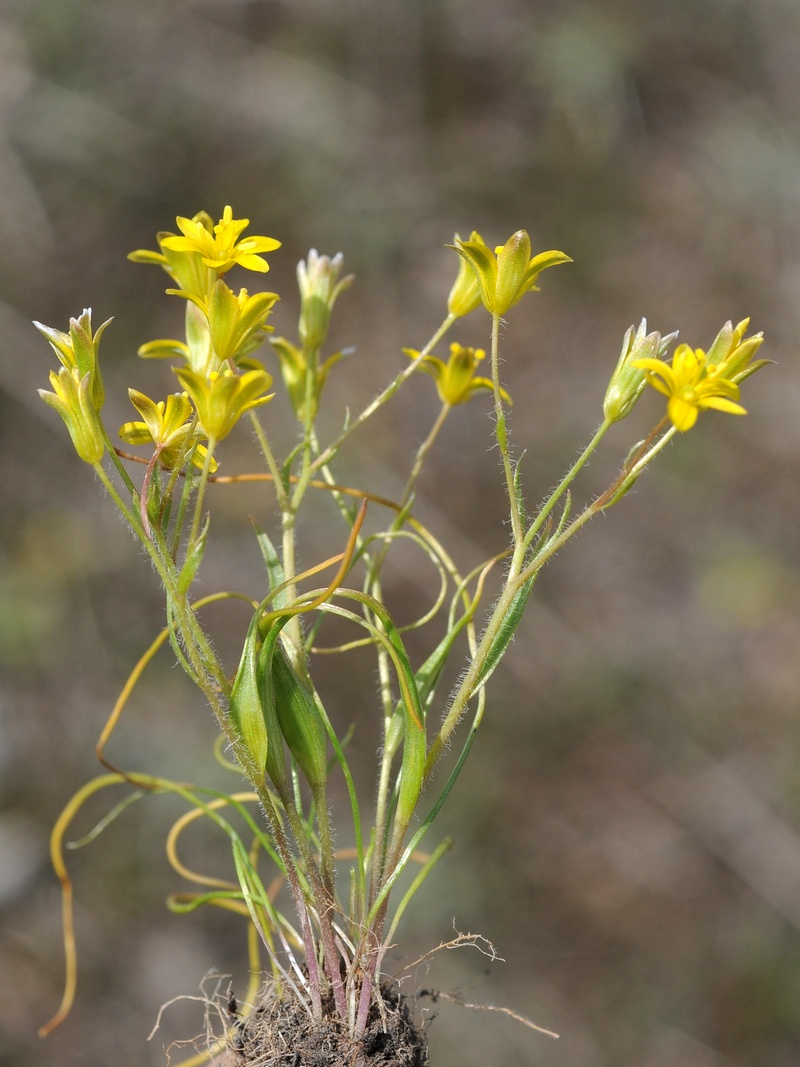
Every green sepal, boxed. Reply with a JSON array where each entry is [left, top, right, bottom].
[[69, 310, 110, 411], [159, 236, 214, 298], [495, 230, 532, 315], [705, 320, 735, 365], [451, 237, 497, 312], [730, 358, 772, 385], [184, 300, 214, 376]]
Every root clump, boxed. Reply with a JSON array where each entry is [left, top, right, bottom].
[[226, 982, 428, 1067]]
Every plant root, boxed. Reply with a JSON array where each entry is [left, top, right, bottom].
[[223, 980, 428, 1067]]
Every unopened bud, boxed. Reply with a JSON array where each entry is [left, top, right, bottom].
[[297, 249, 353, 350], [603, 320, 678, 423]]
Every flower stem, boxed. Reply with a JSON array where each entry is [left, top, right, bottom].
[[306, 313, 457, 480], [524, 418, 611, 549], [187, 437, 217, 552], [491, 312, 524, 548]]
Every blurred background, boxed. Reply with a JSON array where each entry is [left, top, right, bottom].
[[1, 1, 799, 1064]]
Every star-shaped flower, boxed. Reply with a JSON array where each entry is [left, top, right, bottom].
[[634, 343, 746, 432], [161, 206, 281, 274]]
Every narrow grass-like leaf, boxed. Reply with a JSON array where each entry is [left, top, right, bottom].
[[474, 573, 536, 690], [251, 520, 288, 609]]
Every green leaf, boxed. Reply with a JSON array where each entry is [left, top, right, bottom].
[[414, 585, 481, 712], [363, 600, 426, 848], [178, 517, 208, 593], [261, 632, 328, 792], [228, 611, 271, 780], [474, 575, 536, 690], [251, 521, 288, 610]]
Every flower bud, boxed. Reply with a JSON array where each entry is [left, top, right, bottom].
[[297, 249, 353, 350], [603, 320, 678, 423]]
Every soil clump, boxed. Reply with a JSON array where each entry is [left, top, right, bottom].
[[225, 981, 428, 1067]]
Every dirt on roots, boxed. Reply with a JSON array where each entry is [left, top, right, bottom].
[[223, 982, 429, 1067]]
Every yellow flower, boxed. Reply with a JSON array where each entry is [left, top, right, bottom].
[[446, 232, 484, 318], [405, 343, 511, 406], [160, 205, 281, 274], [34, 308, 110, 413], [170, 279, 279, 365], [173, 365, 274, 441], [634, 343, 746, 432], [129, 215, 216, 298], [119, 390, 216, 471], [39, 367, 105, 465], [451, 230, 571, 316]]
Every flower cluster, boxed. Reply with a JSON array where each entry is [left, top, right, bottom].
[[124, 207, 281, 462]]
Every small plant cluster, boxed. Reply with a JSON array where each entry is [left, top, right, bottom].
[[37, 207, 767, 1063]]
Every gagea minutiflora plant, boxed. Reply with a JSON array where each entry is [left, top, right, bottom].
[[36, 207, 768, 1066]]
